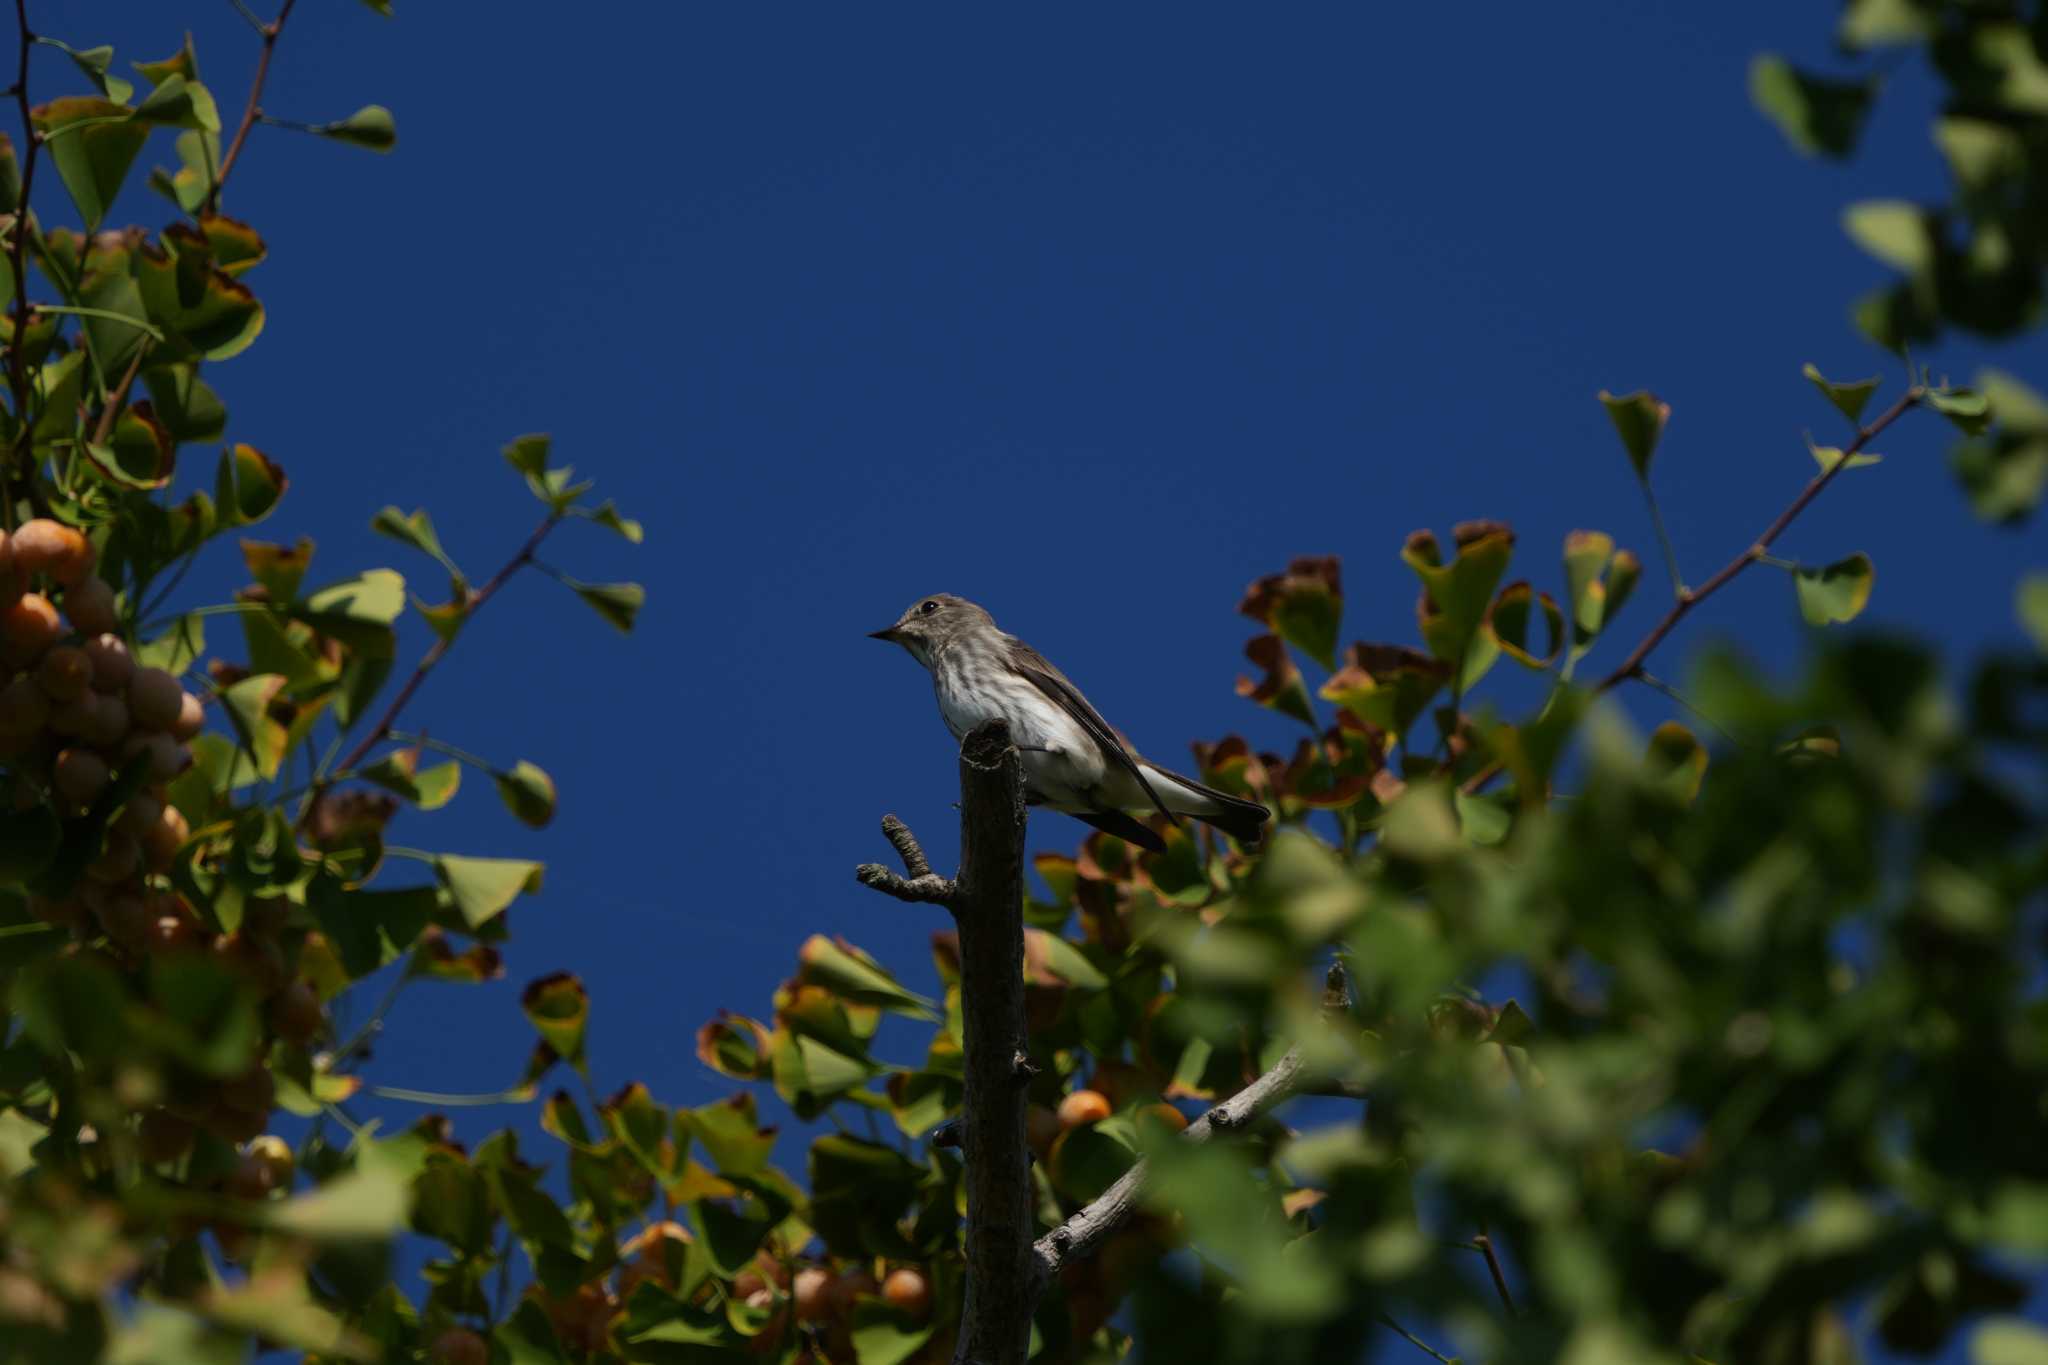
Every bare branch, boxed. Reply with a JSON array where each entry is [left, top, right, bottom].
[[1034, 1042, 1309, 1281], [855, 813, 955, 904], [1596, 387, 1921, 691], [881, 812, 933, 878], [3, 0, 42, 535], [1033, 962, 1352, 1283], [853, 862, 956, 906], [1461, 385, 1926, 798], [209, 0, 299, 214]]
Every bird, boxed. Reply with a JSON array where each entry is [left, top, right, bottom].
[[869, 594, 1270, 853]]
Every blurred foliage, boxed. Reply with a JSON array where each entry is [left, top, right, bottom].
[[0, 5, 2042, 1365]]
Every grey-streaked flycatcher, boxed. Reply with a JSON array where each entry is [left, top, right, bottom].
[[869, 594, 1270, 852]]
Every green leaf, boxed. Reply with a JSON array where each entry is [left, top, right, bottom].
[[797, 934, 936, 1018], [137, 613, 205, 675], [1931, 388, 1994, 436], [582, 500, 644, 543], [1807, 434, 1883, 473], [219, 673, 289, 780], [1404, 523, 1514, 667], [1982, 371, 2048, 434], [131, 74, 220, 132], [142, 363, 228, 443], [1645, 720, 1708, 803], [1843, 200, 1931, 273], [135, 247, 265, 360], [521, 972, 587, 1066], [265, 1140, 413, 1241], [1241, 633, 1320, 729], [315, 105, 396, 152], [435, 853, 542, 929], [1597, 390, 1668, 482], [370, 506, 453, 568], [568, 579, 644, 634], [1794, 553, 1876, 625], [132, 35, 199, 89], [359, 750, 461, 810], [1749, 55, 1874, 159], [299, 569, 406, 649], [2017, 573, 2048, 656], [1490, 580, 1563, 669], [494, 761, 556, 829], [850, 1300, 936, 1365], [1238, 557, 1343, 670], [1974, 1319, 2048, 1365], [1802, 362, 1879, 425], [47, 41, 135, 105], [31, 96, 148, 232], [503, 433, 550, 481], [309, 882, 439, 978], [1318, 642, 1447, 742], [212, 446, 288, 527], [808, 1135, 923, 1257], [1562, 530, 1616, 639], [695, 1013, 772, 1083]]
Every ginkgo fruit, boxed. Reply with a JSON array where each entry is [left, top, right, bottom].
[[1, 594, 62, 663], [82, 634, 131, 693], [10, 519, 93, 587], [53, 748, 108, 802], [882, 1268, 932, 1320], [35, 646, 91, 702], [128, 667, 186, 732], [1057, 1089, 1113, 1128], [62, 576, 117, 635]]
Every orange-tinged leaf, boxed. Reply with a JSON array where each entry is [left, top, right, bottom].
[[1236, 633, 1317, 728]]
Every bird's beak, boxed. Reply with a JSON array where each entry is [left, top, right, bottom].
[[868, 627, 903, 643]]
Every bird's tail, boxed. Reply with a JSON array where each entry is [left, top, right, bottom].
[[1138, 761, 1271, 847]]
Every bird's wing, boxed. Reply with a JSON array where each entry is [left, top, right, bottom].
[[1005, 636, 1181, 826], [1068, 806, 1168, 854]]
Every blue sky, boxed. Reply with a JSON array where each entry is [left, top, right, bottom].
[[74, 2, 2048, 1358]]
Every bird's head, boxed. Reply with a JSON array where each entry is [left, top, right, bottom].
[[869, 594, 992, 666]]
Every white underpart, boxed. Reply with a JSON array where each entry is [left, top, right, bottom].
[[927, 639, 1230, 818]]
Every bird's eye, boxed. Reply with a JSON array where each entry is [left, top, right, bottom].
[[919, 600, 938, 615]]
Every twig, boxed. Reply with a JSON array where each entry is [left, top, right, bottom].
[[1378, 1314, 1461, 1364], [1596, 388, 1921, 691], [1459, 386, 1924, 796], [854, 812, 958, 906], [87, 343, 147, 448], [321, 512, 560, 787], [3, 0, 41, 534], [1034, 962, 1350, 1286], [208, 0, 298, 214], [1474, 1232, 1516, 1316]]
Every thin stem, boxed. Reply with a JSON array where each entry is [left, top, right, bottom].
[[328, 950, 418, 1071], [31, 304, 163, 341], [306, 512, 560, 820], [363, 1084, 533, 1107], [208, 0, 299, 214], [1462, 386, 1925, 797], [387, 730, 496, 775], [1635, 670, 1736, 746], [1753, 551, 1798, 572], [1596, 388, 1922, 691], [226, 0, 267, 33], [1639, 479, 1686, 599], [3, 0, 42, 535], [1377, 1315, 1460, 1364], [1474, 1232, 1516, 1316]]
